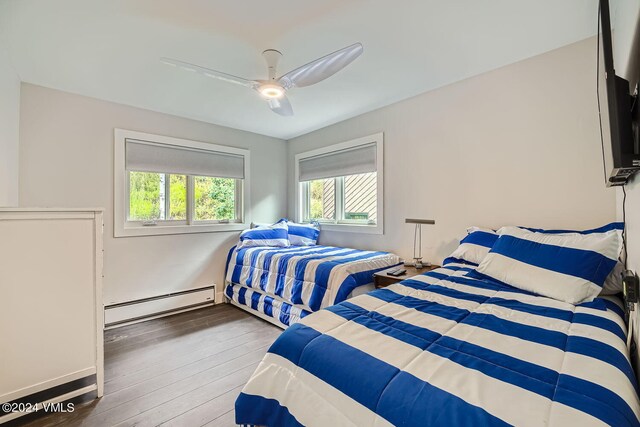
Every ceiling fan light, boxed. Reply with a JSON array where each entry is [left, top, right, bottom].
[[259, 84, 284, 99]]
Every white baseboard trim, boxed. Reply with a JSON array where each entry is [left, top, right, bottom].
[[0, 367, 96, 404], [103, 303, 215, 330], [215, 291, 225, 304], [104, 285, 216, 329]]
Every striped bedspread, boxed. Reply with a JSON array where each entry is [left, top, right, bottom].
[[235, 262, 640, 426], [225, 245, 401, 312], [225, 282, 312, 328]]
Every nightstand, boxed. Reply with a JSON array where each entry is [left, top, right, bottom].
[[373, 265, 440, 288]]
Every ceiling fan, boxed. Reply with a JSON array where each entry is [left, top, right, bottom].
[[161, 42, 363, 117]]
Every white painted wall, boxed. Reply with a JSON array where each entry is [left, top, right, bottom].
[[0, 47, 20, 207], [611, 0, 640, 81], [288, 37, 616, 264], [609, 0, 640, 374], [613, 1, 640, 274], [18, 84, 288, 304]]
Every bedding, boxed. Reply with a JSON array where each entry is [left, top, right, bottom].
[[444, 226, 498, 265], [225, 282, 311, 327], [604, 261, 626, 295], [238, 221, 290, 249], [235, 262, 639, 426], [226, 245, 401, 313], [477, 226, 622, 304], [516, 222, 626, 296], [521, 222, 624, 235], [281, 219, 321, 246]]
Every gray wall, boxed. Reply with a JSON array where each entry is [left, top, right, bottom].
[[18, 84, 288, 304], [287, 37, 616, 264], [0, 47, 20, 207], [614, 1, 640, 272], [610, 0, 640, 374]]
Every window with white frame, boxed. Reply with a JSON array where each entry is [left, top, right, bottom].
[[114, 129, 249, 237], [296, 133, 383, 234]]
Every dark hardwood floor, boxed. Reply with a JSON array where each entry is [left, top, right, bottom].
[[22, 304, 281, 427]]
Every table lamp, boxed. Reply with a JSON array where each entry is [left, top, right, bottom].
[[405, 218, 435, 269]]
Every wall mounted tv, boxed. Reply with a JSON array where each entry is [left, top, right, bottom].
[[598, 0, 640, 186]]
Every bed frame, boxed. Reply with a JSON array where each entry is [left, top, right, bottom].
[[224, 281, 376, 330]]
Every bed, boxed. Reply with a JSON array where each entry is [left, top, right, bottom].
[[235, 261, 640, 426], [225, 245, 401, 328]]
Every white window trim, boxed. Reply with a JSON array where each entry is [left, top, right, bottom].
[[114, 129, 251, 237], [294, 133, 384, 235]]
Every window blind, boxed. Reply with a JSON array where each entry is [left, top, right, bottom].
[[125, 139, 245, 179], [298, 142, 377, 182]]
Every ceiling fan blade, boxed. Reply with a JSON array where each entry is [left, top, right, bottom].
[[161, 57, 257, 88], [278, 42, 363, 89], [267, 95, 293, 116]]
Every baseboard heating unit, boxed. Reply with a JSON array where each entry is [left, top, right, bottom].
[[104, 285, 216, 329]]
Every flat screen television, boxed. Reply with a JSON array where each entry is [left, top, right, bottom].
[[598, 0, 640, 186]]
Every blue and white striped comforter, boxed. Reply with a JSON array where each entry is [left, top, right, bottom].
[[235, 262, 640, 426], [226, 245, 401, 312]]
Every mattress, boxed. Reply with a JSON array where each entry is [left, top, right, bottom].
[[225, 245, 401, 312], [225, 282, 312, 328], [235, 262, 640, 426]]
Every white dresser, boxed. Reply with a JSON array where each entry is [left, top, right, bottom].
[[0, 209, 103, 423]]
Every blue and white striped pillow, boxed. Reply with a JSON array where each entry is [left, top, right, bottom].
[[519, 222, 624, 235], [282, 220, 320, 246], [237, 221, 290, 249], [476, 225, 622, 304], [518, 222, 625, 295], [444, 227, 499, 266]]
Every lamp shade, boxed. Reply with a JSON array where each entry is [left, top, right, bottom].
[[405, 218, 435, 225]]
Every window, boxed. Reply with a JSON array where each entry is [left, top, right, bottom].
[[344, 172, 377, 222], [194, 176, 237, 221], [305, 173, 377, 223], [296, 133, 383, 234], [129, 172, 187, 221], [115, 129, 250, 237], [308, 178, 336, 221]]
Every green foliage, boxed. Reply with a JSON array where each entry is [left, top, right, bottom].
[[129, 172, 235, 221], [195, 176, 235, 220], [308, 179, 335, 220], [169, 175, 186, 220], [129, 171, 162, 220], [309, 180, 324, 220]]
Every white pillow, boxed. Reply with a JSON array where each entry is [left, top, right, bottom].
[[237, 221, 290, 249], [476, 226, 622, 304], [601, 261, 625, 295]]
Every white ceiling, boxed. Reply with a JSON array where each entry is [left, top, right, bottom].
[[0, 0, 599, 139]]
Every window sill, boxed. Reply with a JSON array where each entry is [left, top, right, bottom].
[[317, 222, 383, 235], [114, 222, 247, 238]]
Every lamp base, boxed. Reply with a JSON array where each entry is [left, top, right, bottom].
[[404, 259, 432, 269]]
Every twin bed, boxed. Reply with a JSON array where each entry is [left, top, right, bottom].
[[235, 261, 640, 426], [225, 222, 640, 426], [225, 244, 401, 328]]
